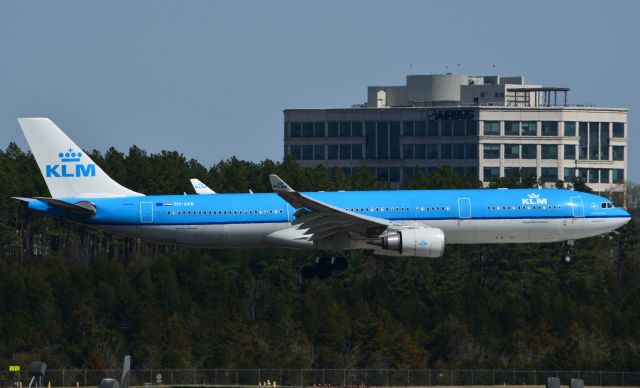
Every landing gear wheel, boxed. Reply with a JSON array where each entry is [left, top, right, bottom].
[[562, 240, 575, 264], [315, 264, 332, 280], [331, 256, 348, 271], [301, 265, 316, 279]]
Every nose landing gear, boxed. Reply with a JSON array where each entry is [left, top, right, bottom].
[[562, 240, 575, 264], [301, 254, 348, 280]]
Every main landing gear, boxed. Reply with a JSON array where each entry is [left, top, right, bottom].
[[562, 240, 575, 264], [301, 254, 348, 280]]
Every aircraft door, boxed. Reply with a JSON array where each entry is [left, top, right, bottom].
[[140, 202, 154, 223], [570, 196, 585, 218], [458, 198, 471, 219]]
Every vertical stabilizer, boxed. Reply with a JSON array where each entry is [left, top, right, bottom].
[[120, 355, 130, 388], [18, 118, 143, 198]]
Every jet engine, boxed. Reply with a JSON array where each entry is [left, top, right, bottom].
[[373, 228, 445, 257]]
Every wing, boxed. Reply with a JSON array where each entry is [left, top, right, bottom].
[[269, 174, 398, 241]]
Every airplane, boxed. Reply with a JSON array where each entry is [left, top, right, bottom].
[[190, 178, 216, 194], [14, 118, 632, 279]]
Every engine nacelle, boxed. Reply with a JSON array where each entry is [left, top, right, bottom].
[[376, 228, 445, 258]]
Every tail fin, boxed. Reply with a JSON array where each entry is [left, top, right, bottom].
[[18, 118, 143, 198], [190, 178, 216, 194]]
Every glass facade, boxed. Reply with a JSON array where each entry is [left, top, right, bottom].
[[286, 114, 625, 186]]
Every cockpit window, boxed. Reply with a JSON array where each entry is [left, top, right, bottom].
[[601, 202, 614, 208]]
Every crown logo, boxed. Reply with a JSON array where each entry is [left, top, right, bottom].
[[528, 193, 540, 199], [58, 148, 83, 162]]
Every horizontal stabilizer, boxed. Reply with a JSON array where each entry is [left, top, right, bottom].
[[12, 197, 36, 203], [36, 197, 96, 217]]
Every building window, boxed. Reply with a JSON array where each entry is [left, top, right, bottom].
[[613, 122, 624, 138], [541, 144, 558, 159], [290, 145, 301, 159], [589, 122, 600, 160], [377, 121, 389, 159], [314, 122, 325, 137], [314, 145, 325, 160], [564, 121, 576, 137], [466, 167, 478, 178], [415, 144, 427, 159], [465, 143, 478, 159], [505, 121, 519, 136], [504, 144, 519, 159], [328, 145, 338, 160], [521, 144, 537, 159], [342, 167, 352, 176], [390, 122, 401, 159], [483, 144, 500, 159], [484, 121, 500, 136], [352, 144, 363, 160], [441, 120, 453, 136], [521, 121, 537, 136], [352, 122, 363, 137], [302, 145, 313, 160], [541, 121, 558, 136], [588, 169, 599, 183], [600, 123, 610, 160], [504, 167, 519, 178], [427, 120, 438, 136], [290, 122, 301, 137], [328, 122, 339, 137], [484, 167, 499, 180], [403, 144, 414, 159], [427, 144, 438, 159], [415, 121, 427, 136], [453, 166, 465, 176], [339, 122, 351, 137], [389, 167, 400, 182], [600, 169, 610, 184], [403, 121, 414, 136], [453, 144, 465, 159], [302, 122, 314, 137], [366, 122, 376, 159], [613, 146, 624, 161], [541, 167, 558, 181], [376, 167, 389, 181], [579, 122, 588, 159], [453, 120, 465, 136], [339, 144, 351, 160], [564, 145, 576, 160], [612, 169, 624, 183], [521, 167, 537, 178], [466, 120, 478, 136], [564, 167, 576, 182], [441, 144, 453, 159]]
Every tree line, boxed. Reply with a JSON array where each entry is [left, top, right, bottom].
[[0, 143, 639, 371]]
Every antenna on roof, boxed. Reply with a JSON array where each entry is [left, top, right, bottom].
[[457, 62, 460, 74]]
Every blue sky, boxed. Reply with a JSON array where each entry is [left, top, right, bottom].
[[1, 1, 639, 182]]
